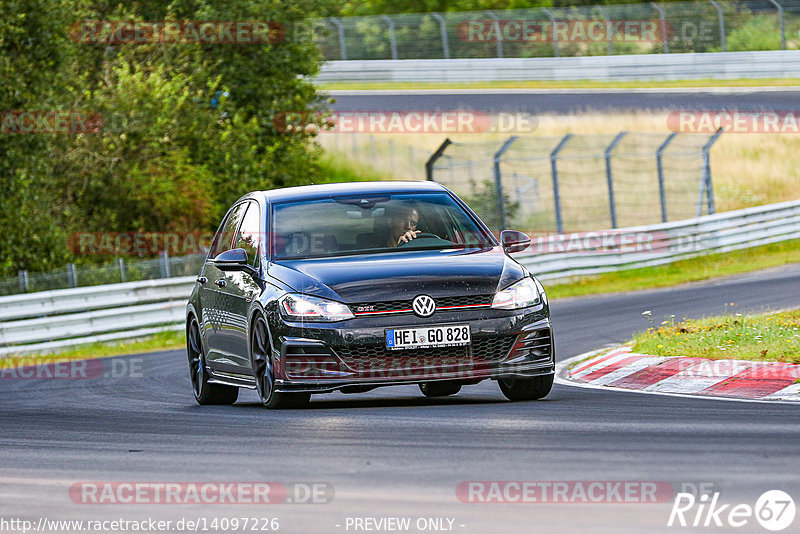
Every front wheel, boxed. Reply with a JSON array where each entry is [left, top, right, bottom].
[[187, 318, 238, 405], [251, 315, 310, 409], [498, 374, 553, 401]]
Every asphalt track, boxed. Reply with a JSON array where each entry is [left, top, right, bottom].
[[1, 264, 799, 533], [328, 88, 800, 114]]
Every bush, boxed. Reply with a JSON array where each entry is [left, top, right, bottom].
[[723, 16, 782, 52]]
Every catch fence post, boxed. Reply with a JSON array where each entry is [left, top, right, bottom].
[[67, 263, 78, 288], [605, 132, 627, 229], [651, 3, 669, 54], [159, 251, 171, 278], [328, 18, 347, 60], [597, 7, 613, 55], [656, 132, 678, 223], [709, 0, 726, 52], [431, 13, 450, 59], [426, 138, 453, 181], [18, 270, 29, 293], [550, 134, 573, 234], [485, 11, 504, 58], [701, 128, 724, 216], [380, 15, 398, 60], [541, 8, 560, 57], [493, 136, 519, 230], [767, 0, 786, 50]]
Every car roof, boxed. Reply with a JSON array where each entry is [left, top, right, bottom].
[[251, 181, 450, 204]]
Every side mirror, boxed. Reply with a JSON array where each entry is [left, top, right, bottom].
[[501, 230, 531, 254], [214, 248, 250, 271]]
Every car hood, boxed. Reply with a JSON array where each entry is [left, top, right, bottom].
[[268, 247, 527, 303]]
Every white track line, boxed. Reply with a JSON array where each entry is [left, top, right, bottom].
[[766, 382, 800, 400]]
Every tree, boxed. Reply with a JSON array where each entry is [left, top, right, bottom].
[[1, 0, 337, 276]]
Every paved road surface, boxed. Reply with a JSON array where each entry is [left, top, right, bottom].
[[1, 265, 799, 533]]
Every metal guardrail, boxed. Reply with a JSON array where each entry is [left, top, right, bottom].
[[518, 198, 800, 281], [1, 199, 798, 355], [1, 253, 205, 297], [316, 50, 800, 83], [0, 277, 195, 356]]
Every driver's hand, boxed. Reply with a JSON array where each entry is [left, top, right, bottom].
[[397, 230, 421, 245]]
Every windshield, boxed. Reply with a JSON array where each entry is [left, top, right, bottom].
[[271, 192, 494, 260]]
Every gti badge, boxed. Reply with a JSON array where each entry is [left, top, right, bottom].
[[412, 295, 436, 317]]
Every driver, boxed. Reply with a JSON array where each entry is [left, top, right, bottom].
[[386, 204, 420, 247]]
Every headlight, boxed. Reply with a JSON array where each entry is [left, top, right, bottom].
[[279, 293, 354, 322], [491, 277, 542, 310]]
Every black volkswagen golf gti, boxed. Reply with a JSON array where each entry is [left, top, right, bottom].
[[186, 181, 554, 408]]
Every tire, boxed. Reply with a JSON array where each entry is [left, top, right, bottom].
[[187, 318, 238, 405], [419, 381, 462, 398], [251, 315, 310, 409], [498, 374, 554, 401]]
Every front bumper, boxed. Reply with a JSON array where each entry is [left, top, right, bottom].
[[269, 305, 554, 394]]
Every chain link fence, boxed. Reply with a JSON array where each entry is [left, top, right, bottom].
[[1, 253, 205, 297], [428, 131, 722, 233], [313, 0, 800, 61]]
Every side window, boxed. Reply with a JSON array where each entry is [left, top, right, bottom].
[[208, 202, 248, 259], [234, 202, 262, 267]]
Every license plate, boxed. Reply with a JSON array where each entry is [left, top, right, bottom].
[[386, 324, 471, 350]]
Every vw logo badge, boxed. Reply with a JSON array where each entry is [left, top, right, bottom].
[[412, 295, 436, 317]]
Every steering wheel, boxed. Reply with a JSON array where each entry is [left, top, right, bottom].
[[285, 232, 311, 255], [396, 232, 441, 246]]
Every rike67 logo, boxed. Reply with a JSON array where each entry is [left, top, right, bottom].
[[668, 490, 795, 531]]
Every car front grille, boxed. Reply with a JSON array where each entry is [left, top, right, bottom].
[[350, 294, 493, 315], [332, 335, 517, 373]]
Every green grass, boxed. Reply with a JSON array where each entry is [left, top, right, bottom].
[[2, 329, 185, 366], [546, 239, 800, 300], [316, 152, 387, 182], [317, 78, 800, 91], [631, 309, 800, 364]]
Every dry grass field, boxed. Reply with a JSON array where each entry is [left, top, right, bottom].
[[319, 111, 800, 214]]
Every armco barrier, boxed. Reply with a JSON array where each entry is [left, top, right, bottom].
[[316, 50, 800, 82], [1, 199, 798, 355], [0, 277, 194, 356], [519, 198, 800, 280]]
